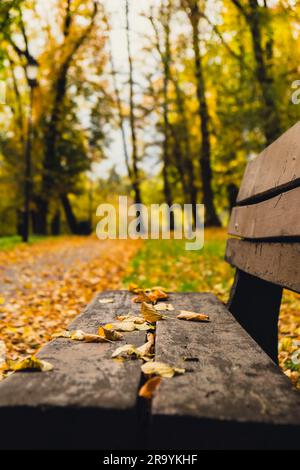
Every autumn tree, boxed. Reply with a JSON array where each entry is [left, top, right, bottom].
[[181, 0, 221, 227], [125, 0, 143, 207], [230, 0, 282, 144]]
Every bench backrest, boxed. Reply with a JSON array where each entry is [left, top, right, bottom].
[[225, 122, 300, 363]]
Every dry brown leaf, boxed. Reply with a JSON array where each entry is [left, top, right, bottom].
[[136, 333, 155, 357], [128, 283, 143, 294], [99, 298, 114, 304], [132, 292, 152, 303], [147, 290, 169, 304], [116, 314, 145, 324], [151, 286, 168, 293], [0, 341, 6, 367], [51, 330, 72, 339], [105, 322, 136, 332], [53, 329, 110, 343], [98, 326, 123, 341], [177, 311, 210, 322], [142, 302, 164, 323], [8, 356, 54, 372], [154, 303, 174, 312], [141, 361, 185, 378], [106, 321, 154, 332], [112, 344, 141, 359], [139, 377, 161, 399], [135, 322, 156, 331]]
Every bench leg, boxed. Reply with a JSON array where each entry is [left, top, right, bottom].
[[228, 270, 283, 364]]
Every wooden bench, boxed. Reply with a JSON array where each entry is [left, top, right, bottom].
[[0, 123, 300, 450]]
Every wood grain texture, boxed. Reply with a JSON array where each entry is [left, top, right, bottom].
[[0, 291, 146, 450], [237, 121, 300, 204], [150, 293, 300, 450], [226, 239, 300, 292], [229, 186, 300, 239]]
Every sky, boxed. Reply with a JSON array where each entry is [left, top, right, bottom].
[[97, 0, 162, 179]]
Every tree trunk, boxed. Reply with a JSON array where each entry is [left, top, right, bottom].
[[126, 0, 143, 207], [189, 5, 221, 227], [173, 77, 198, 225], [231, 0, 282, 145], [37, 1, 97, 233], [61, 194, 78, 234], [161, 1, 175, 231], [51, 209, 61, 236], [247, 0, 281, 145]]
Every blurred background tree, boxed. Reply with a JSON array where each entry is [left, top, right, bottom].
[[0, 0, 299, 237]]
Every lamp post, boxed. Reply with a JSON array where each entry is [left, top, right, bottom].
[[23, 61, 38, 243]]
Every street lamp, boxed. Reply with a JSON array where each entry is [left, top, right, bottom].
[[22, 60, 38, 243]]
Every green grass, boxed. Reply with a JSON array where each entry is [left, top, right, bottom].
[[123, 229, 234, 301], [0, 235, 54, 251]]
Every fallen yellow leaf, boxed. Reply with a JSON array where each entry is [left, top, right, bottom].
[[0, 341, 6, 374], [52, 330, 110, 343], [98, 326, 123, 341], [150, 286, 168, 293], [99, 298, 114, 304], [139, 377, 161, 399], [154, 303, 174, 311], [8, 356, 54, 372], [112, 344, 141, 359], [177, 311, 210, 322], [141, 361, 185, 378], [128, 283, 143, 294], [136, 333, 155, 357], [0, 297, 5, 305], [147, 289, 169, 304], [142, 302, 164, 323], [132, 292, 152, 304], [105, 322, 136, 332], [116, 314, 145, 324], [105, 321, 154, 332]]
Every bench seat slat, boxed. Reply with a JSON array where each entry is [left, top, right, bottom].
[[237, 121, 300, 204], [150, 293, 300, 450], [0, 291, 145, 450], [226, 239, 300, 293], [229, 186, 300, 239]]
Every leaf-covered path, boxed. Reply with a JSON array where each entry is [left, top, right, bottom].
[[0, 237, 141, 364]]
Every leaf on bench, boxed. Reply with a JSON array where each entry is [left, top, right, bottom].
[[141, 361, 185, 378], [154, 303, 174, 311], [136, 333, 155, 357], [146, 290, 169, 304], [6, 356, 53, 373], [141, 302, 165, 323], [98, 298, 114, 304], [0, 341, 6, 367], [116, 314, 145, 324], [105, 321, 154, 332], [98, 327, 123, 341], [177, 311, 210, 322], [139, 377, 161, 400], [112, 344, 141, 360], [52, 330, 111, 343]]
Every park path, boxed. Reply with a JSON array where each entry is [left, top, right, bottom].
[[0, 237, 141, 362]]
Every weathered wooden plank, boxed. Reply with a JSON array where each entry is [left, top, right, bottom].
[[0, 291, 146, 450], [225, 239, 300, 292], [150, 293, 300, 450], [237, 121, 300, 204], [229, 186, 300, 239]]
